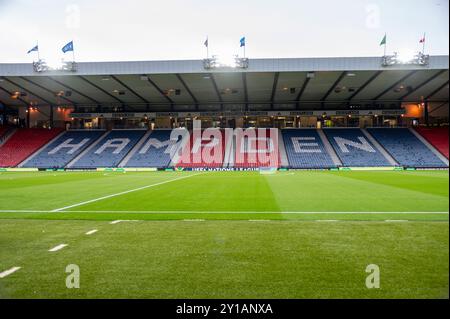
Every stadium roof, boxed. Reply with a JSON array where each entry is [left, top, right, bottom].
[[0, 56, 448, 111]]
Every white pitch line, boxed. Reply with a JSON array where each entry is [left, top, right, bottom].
[[85, 229, 98, 235], [183, 219, 205, 222], [109, 220, 138, 224], [0, 267, 21, 279], [48, 244, 68, 252], [385, 220, 409, 222], [51, 173, 202, 212], [249, 219, 271, 222]]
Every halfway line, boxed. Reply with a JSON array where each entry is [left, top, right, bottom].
[[51, 173, 202, 212]]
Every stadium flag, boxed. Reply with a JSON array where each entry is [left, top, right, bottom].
[[419, 33, 426, 54], [379, 34, 386, 46], [240, 37, 246, 47], [380, 34, 387, 56], [204, 37, 209, 58], [27, 45, 38, 54], [240, 36, 246, 58], [62, 41, 74, 53]]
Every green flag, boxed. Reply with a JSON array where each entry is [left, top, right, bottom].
[[380, 34, 386, 46]]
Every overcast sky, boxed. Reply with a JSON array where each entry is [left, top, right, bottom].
[[0, 0, 448, 64]]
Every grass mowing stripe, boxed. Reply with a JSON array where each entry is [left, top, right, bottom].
[[51, 173, 203, 212]]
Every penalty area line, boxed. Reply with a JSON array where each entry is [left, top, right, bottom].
[[50, 173, 203, 212]]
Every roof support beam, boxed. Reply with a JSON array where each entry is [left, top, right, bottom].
[[429, 101, 448, 115], [295, 76, 311, 109], [0, 85, 29, 106], [145, 76, 174, 110], [209, 74, 223, 111], [400, 70, 447, 100], [2, 77, 54, 106], [348, 71, 383, 101], [425, 80, 449, 100], [78, 76, 125, 104], [18, 77, 76, 105], [321, 71, 347, 106], [46, 76, 100, 105], [270, 72, 280, 109], [372, 70, 418, 101], [110, 75, 151, 106], [242, 73, 249, 111], [176, 74, 199, 110]]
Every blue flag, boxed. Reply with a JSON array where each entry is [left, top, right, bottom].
[[27, 45, 38, 54], [240, 37, 246, 47], [62, 41, 74, 53]]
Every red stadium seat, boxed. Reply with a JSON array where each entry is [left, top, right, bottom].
[[415, 127, 449, 159], [0, 128, 64, 167]]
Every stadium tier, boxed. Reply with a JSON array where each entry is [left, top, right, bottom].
[[282, 129, 336, 168], [21, 130, 106, 168], [122, 130, 178, 168], [367, 128, 448, 168], [69, 130, 147, 168], [415, 127, 449, 159], [0, 128, 448, 169], [0, 128, 63, 168], [323, 129, 391, 167]]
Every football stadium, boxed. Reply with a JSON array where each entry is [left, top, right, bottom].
[[0, 1, 448, 305]]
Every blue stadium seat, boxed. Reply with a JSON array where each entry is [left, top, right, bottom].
[[324, 128, 390, 167], [23, 130, 105, 168], [72, 130, 146, 168], [367, 128, 448, 167], [282, 129, 335, 168], [125, 130, 179, 168]]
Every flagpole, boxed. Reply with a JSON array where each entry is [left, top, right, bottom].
[[422, 33, 426, 54], [37, 41, 40, 61], [207, 37, 209, 59]]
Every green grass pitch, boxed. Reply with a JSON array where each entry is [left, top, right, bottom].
[[0, 170, 448, 298]]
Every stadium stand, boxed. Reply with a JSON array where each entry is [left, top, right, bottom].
[[70, 130, 147, 168], [177, 130, 226, 168], [0, 128, 63, 167], [324, 129, 391, 167], [22, 130, 106, 168], [367, 128, 448, 167], [282, 129, 336, 168], [123, 130, 178, 168], [415, 127, 449, 159], [234, 129, 280, 168]]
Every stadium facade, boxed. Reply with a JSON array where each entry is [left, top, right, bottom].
[[0, 56, 448, 170]]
